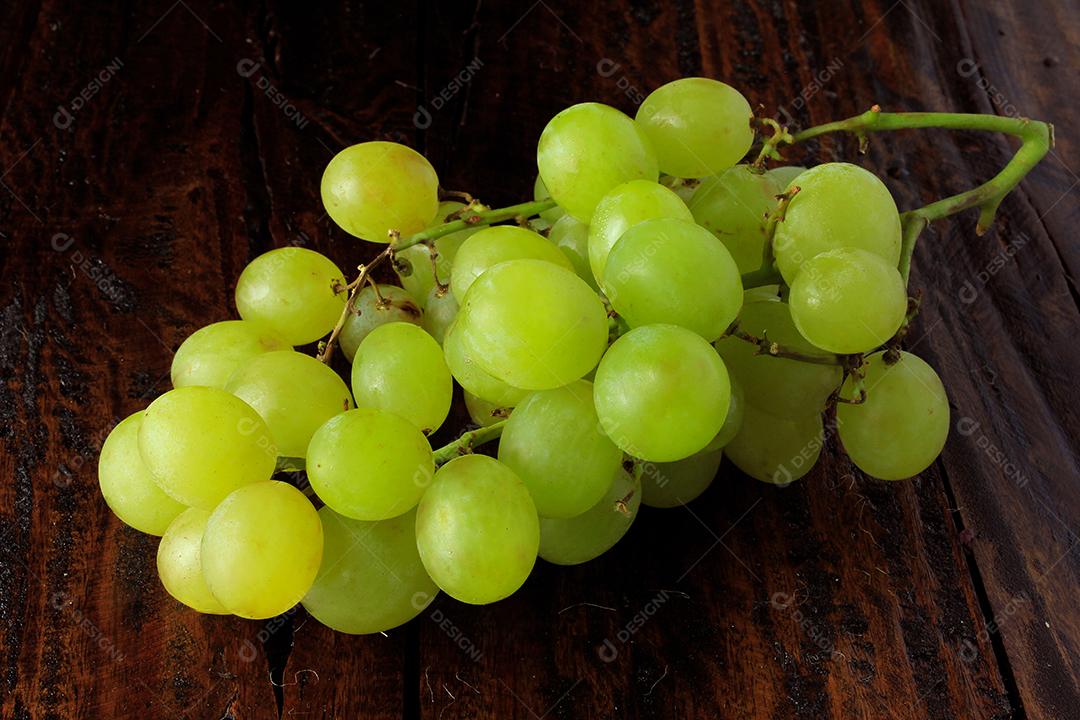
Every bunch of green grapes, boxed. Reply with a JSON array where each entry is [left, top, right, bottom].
[[99, 77, 956, 637]]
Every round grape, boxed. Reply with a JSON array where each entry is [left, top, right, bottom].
[[450, 225, 572, 303], [724, 403, 823, 485], [99, 412, 186, 535], [689, 164, 782, 274], [421, 287, 458, 344], [171, 320, 291, 390], [641, 448, 723, 508], [339, 284, 422, 362], [157, 508, 229, 614], [443, 319, 529, 407], [539, 468, 641, 565]]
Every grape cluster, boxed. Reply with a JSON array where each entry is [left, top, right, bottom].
[[98, 77, 950, 632]]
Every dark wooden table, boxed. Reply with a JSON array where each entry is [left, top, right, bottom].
[[2, 1, 1077, 718]]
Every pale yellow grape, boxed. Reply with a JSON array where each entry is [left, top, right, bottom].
[[415, 455, 539, 604], [788, 248, 907, 354], [421, 287, 458, 344], [351, 323, 452, 433], [457, 259, 608, 390], [537, 102, 659, 222], [235, 247, 347, 345], [225, 350, 353, 458], [635, 78, 754, 178], [138, 386, 276, 509], [449, 225, 572, 303], [443, 319, 529, 407], [302, 507, 438, 634], [98, 413, 186, 535], [321, 141, 439, 242], [171, 320, 291, 390], [201, 481, 323, 619], [539, 468, 641, 565], [724, 403, 823, 485], [837, 351, 949, 480], [773, 162, 902, 284], [548, 215, 598, 290], [642, 448, 724, 508], [339, 284, 422, 362], [533, 174, 566, 224], [689, 164, 782, 274], [306, 408, 434, 520], [463, 391, 506, 427], [396, 201, 479, 303], [587, 179, 692, 285], [156, 508, 228, 614], [594, 324, 730, 462]]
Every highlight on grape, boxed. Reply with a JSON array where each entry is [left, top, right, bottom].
[[98, 77, 1051, 632]]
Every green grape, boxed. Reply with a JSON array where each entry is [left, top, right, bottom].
[[321, 141, 439, 242], [587, 179, 692, 285], [594, 324, 730, 462], [743, 284, 781, 303], [421, 287, 458, 344], [306, 408, 434, 520], [498, 380, 622, 518], [539, 468, 641, 565], [548, 215, 598, 290], [302, 507, 438, 634], [157, 508, 229, 614], [443, 319, 529, 406], [837, 351, 949, 480], [138, 386, 276, 509], [235, 247, 347, 345], [396, 201, 480, 303], [415, 455, 539, 604], [171, 320, 291, 390], [339, 284, 422, 362], [635, 78, 754, 178], [201, 481, 323, 619], [788, 248, 907, 354], [766, 165, 806, 188], [537, 102, 659, 222], [689, 164, 782, 274], [98, 413, 186, 535], [715, 300, 841, 417], [226, 350, 353, 458], [463, 390, 507, 427], [641, 448, 723, 508], [457, 259, 608, 390], [449, 225, 572, 303], [704, 377, 744, 452], [351, 323, 452, 434], [773, 162, 902, 284], [724, 403, 823, 485], [533, 174, 567, 224], [604, 217, 743, 341]]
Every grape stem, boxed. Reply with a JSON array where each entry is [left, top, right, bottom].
[[721, 320, 846, 366], [432, 420, 507, 466]]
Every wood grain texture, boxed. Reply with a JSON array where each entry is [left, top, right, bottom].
[[0, 1, 1076, 718]]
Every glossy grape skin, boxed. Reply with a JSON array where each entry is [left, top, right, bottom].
[[415, 455, 539, 605], [641, 448, 724, 508], [99, 413, 186, 535], [635, 78, 754, 178], [450, 225, 572, 303], [587, 179, 692, 285], [396, 201, 479, 303], [225, 350, 353, 458], [604, 217, 743, 341], [302, 507, 438, 634], [773, 162, 902, 284], [548, 215, 598, 290], [171, 320, 291, 390], [594, 324, 731, 462], [306, 408, 434, 520], [837, 351, 949, 480], [201, 481, 323, 619], [538, 468, 641, 565], [533, 175, 567, 224], [339, 284, 422, 362], [443, 319, 529, 407], [766, 165, 806, 188], [537, 102, 659, 222], [138, 386, 276, 509], [421, 287, 458, 344], [788, 248, 907, 354], [704, 378, 745, 452], [715, 301, 841, 417], [235, 247, 347, 346], [157, 508, 229, 614], [457, 260, 609, 390], [498, 380, 622, 518], [689, 164, 782, 274], [351, 323, 452, 434], [321, 141, 439, 242], [724, 403, 823, 485], [463, 391, 506, 427]]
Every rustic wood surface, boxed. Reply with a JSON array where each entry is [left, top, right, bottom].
[[0, 1, 1077, 718]]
